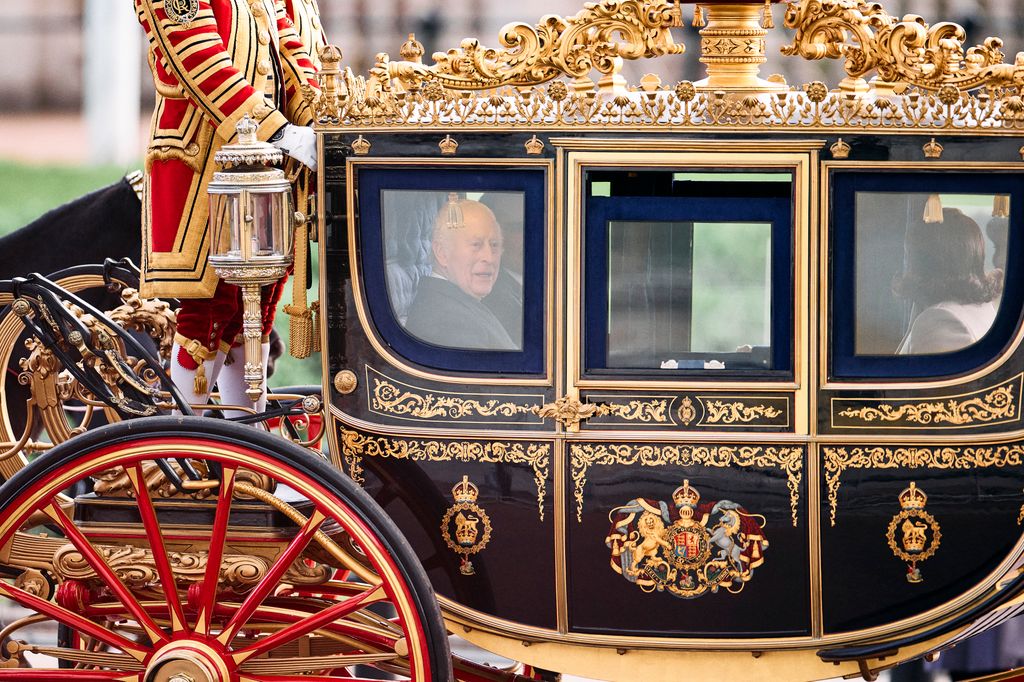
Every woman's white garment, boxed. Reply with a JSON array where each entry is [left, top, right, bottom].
[[897, 301, 997, 355]]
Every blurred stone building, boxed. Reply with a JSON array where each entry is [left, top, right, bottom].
[[2, 0, 1023, 112]]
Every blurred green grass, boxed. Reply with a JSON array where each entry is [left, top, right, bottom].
[[0, 160, 321, 389]]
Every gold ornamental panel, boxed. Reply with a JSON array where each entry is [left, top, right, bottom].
[[366, 366, 545, 425], [822, 444, 1024, 526], [340, 428, 551, 520], [569, 442, 803, 526], [831, 375, 1021, 430], [581, 394, 790, 428]]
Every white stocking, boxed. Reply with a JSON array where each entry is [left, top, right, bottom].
[[169, 342, 222, 416], [217, 342, 271, 418]]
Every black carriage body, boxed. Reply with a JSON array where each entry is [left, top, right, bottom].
[[307, 2, 1024, 679]]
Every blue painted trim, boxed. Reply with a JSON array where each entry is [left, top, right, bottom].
[[356, 166, 546, 374], [830, 171, 1024, 379], [583, 194, 794, 377]]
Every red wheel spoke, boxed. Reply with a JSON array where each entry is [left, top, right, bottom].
[[240, 677, 383, 682], [126, 464, 188, 633], [217, 509, 327, 645], [232, 583, 387, 664], [0, 580, 147, 661], [39, 502, 167, 646], [0, 672, 140, 681], [195, 465, 236, 635]]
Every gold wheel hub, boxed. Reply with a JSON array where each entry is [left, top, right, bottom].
[[146, 642, 230, 682]]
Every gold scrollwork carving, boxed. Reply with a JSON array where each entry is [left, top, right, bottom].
[[595, 399, 670, 423], [702, 400, 784, 425], [533, 395, 599, 431], [375, 0, 685, 92], [570, 443, 803, 526], [51, 543, 328, 591], [834, 379, 1019, 428], [370, 372, 538, 423], [340, 429, 550, 520], [782, 0, 1023, 92], [822, 445, 1024, 526]]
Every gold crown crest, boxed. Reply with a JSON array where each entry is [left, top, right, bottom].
[[898, 482, 928, 510], [672, 479, 700, 508], [452, 475, 479, 504]]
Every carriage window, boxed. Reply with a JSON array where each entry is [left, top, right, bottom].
[[381, 189, 524, 352], [831, 171, 1023, 379], [855, 193, 1006, 356], [584, 170, 793, 376], [607, 220, 772, 368], [355, 167, 546, 375]]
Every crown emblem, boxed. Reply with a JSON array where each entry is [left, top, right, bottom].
[[923, 138, 944, 159], [830, 138, 851, 159], [672, 480, 700, 509], [236, 114, 259, 145], [451, 475, 479, 504], [455, 511, 480, 546], [439, 135, 459, 156], [524, 135, 545, 155], [351, 135, 371, 156], [898, 482, 927, 510]]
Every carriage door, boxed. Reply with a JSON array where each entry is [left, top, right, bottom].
[[554, 146, 817, 637]]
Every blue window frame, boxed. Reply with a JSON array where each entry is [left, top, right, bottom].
[[582, 172, 794, 378], [356, 166, 546, 374], [830, 171, 1023, 379]]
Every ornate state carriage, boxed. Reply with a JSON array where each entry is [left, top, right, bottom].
[[5, 1, 1024, 680]]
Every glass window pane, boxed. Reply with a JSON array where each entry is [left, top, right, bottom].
[[381, 189, 524, 351], [854, 193, 1007, 356], [606, 220, 772, 369]]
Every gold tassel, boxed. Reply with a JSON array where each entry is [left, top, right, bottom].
[[762, 0, 774, 29], [286, 175, 316, 359], [924, 194, 944, 223], [311, 301, 321, 353], [669, 0, 682, 27], [194, 363, 208, 396], [693, 4, 705, 28], [993, 195, 1010, 218]]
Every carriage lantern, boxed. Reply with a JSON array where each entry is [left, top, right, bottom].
[[208, 115, 295, 402]]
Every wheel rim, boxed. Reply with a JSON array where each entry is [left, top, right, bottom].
[[0, 427, 444, 681]]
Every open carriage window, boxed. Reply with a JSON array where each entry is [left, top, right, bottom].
[[583, 170, 794, 377], [356, 167, 546, 374], [831, 172, 1023, 379]]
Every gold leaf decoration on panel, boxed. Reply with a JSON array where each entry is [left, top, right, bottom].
[[373, 0, 685, 93], [782, 0, 1022, 92], [822, 445, 1024, 526], [596, 399, 670, 423], [834, 379, 1019, 428], [370, 372, 539, 423], [341, 429, 550, 520], [570, 443, 803, 526], [702, 400, 784, 425], [533, 395, 599, 430]]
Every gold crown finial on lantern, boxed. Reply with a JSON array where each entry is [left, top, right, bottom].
[[452, 476, 479, 504], [401, 33, 425, 63], [672, 480, 700, 508], [899, 482, 928, 510], [236, 114, 258, 145]]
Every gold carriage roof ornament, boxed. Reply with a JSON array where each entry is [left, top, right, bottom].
[[303, 0, 1024, 133]]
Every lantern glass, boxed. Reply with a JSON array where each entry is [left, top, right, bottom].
[[249, 191, 293, 259], [210, 192, 242, 260]]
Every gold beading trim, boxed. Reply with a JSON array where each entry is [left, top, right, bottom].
[[822, 445, 1024, 526], [832, 376, 1021, 430], [782, 0, 1019, 92], [569, 443, 803, 526], [368, 367, 543, 424], [340, 429, 551, 520]]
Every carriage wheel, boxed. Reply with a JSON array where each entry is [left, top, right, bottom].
[[0, 267, 151, 480], [0, 416, 451, 681]]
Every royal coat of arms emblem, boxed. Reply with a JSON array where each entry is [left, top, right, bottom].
[[441, 476, 492, 576], [886, 482, 941, 584], [605, 480, 769, 599], [164, 0, 199, 25]]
